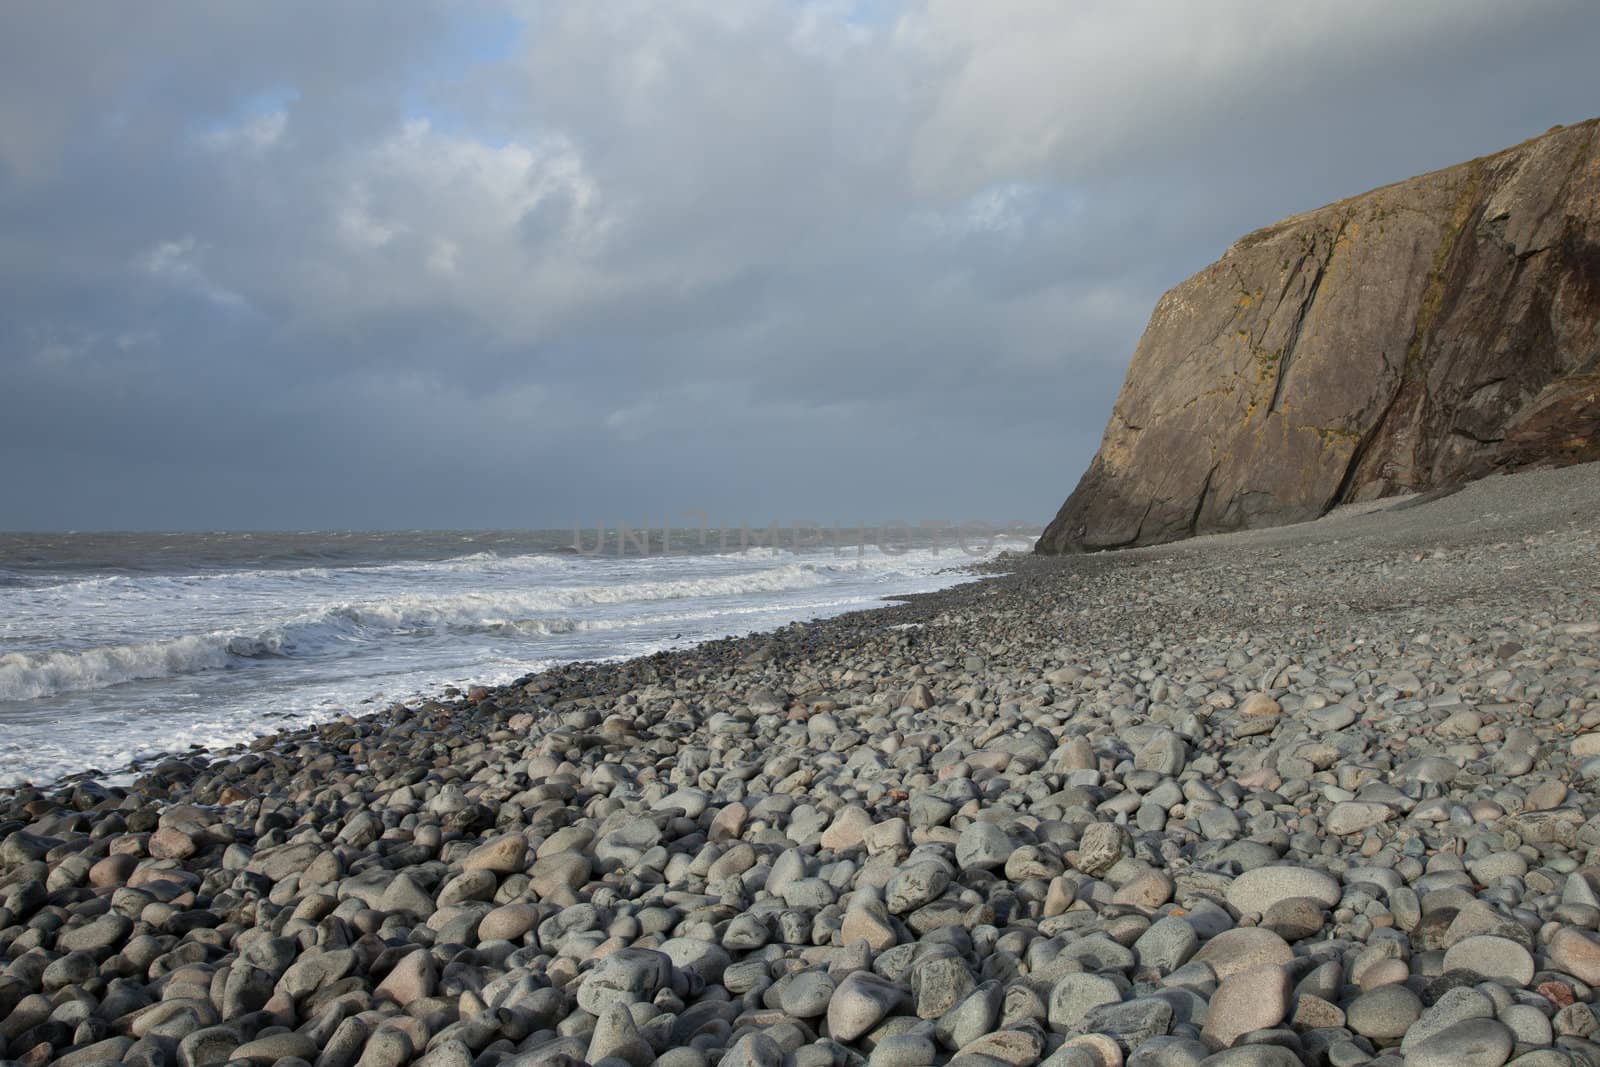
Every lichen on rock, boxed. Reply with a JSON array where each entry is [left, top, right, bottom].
[[1039, 117, 1600, 553]]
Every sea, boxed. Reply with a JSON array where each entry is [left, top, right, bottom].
[[0, 526, 1032, 787]]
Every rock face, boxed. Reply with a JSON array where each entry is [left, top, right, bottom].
[[1038, 118, 1600, 553]]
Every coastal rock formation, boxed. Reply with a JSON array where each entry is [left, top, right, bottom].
[[1038, 118, 1600, 553]]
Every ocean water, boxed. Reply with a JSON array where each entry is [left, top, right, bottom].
[[0, 528, 1029, 787]]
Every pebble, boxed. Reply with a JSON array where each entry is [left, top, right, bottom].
[[0, 469, 1597, 1067], [1259, 896, 1324, 941], [1075, 823, 1129, 877], [1049, 974, 1123, 1031], [1191, 929, 1293, 980], [829, 972, 906, 1042], [1345, 984, 1423, 1042], [1442, 935, 1535, 986], [1134, 915, 1200, 974], [1325, 801, 1394, 835], [1547, 926, 1600, 984], [956, 822, 1015, 871], [1224, 865, 1341, 914], [1403, 1017, 1515, 1067], [1201, 964, 1290, 1049]]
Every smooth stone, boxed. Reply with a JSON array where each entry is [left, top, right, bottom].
[[1049, 973, 1124, 1032], [462, 834, 527, 874], [54, 1037, 134, 1067], [1196, 1047, 1302, 1066], [1260, 897, 1325, 941], [177, 1026, 241, 1067], [911, 955, 977, 1019], [1128, 1036, 1210, 1067], [1057, 1034, 1123, 1067], [660, 937, 731, 984], [820, 806, 875, 851], [888, 863, 952, 914], [231, 1032, 319, 1064], [1058, 933, 1137, 972], [1548, 927, 1600, 984], [841, 898, 899, 952], [780, 971, 836, 1018], [1504, 1051, 1574, 1067], [955, 1029, 1045, 1067], [1290, 994, 1344, 1031], [375, 950, 436, 1006], [936, 982, 1003, 1049], [1191, 929, 1293, 981], [956, 822, 1015, 871], [1239, 694, 1281, 718], [587, 1002, 653, 1067], [1403, 987, 1497, 1051], [1325, 802, 1393, 836], [652, 789, 711, 819], [57, 913, 134, 957], [1397, 756, 1459, 783], [829, 971, 907, 1042], [1077, 997, 1175, 1047], [1403, 1018, 1515, 1067], [1345, 984, 1422, 1042], [1113, 870, 1175, 909], [1571, 734, 1600, 757], [1200, 964, 1290, 1049], [1443, 936, 1535, 986], [1134, 915, 1200, 974], [1499, 1004, 1554, 1046], [576, 948, 675, 1014], [1224, 867, 1340, 915], [1135, 732, 1187, 777], [1355, 957, 1409, 991], [529, 852, 591, 900], [1468, 852, 1529, 883], [478, 903, 542, 942], [869, 1033, 937, 1067]]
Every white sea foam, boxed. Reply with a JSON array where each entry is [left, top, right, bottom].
[[0, 637, 240, 701], [0, 553, 974, 701], [0, 534, 1031, 783]]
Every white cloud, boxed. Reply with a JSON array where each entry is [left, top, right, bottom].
[[335, 184, 404, 249], [290, 119, 614, 341], [4, 0, 1599, 526], [137, 237, 249, 309], [201, 110, 287, 154], [895, 0, 1529, 194]]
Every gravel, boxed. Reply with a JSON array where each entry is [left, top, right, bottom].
[[2, 461, 1600, 1066]]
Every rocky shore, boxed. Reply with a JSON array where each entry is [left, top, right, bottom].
[[3, 461, 1600, 1067], [1038, 117, 1600, 554]]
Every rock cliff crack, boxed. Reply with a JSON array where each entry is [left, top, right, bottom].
[[1093, 499, 1156, 551], [1331, 382, 1407, 508], [1188, 465, 1218, 537], [1269, 222, 1344, 415], [1512, 130, 1596, 260]]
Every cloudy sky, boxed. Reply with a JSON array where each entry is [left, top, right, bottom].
[[3, 2, 1598, 531]]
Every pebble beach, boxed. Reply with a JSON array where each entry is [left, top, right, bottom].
[[4, 461, 1600, 1067]]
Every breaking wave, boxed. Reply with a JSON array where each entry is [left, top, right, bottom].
[[0, 561, 861, 701]]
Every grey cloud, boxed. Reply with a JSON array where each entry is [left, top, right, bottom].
[[2, 1, 1599, 529]]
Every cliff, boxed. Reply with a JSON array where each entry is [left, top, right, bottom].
[[1037, 118, 1600, 553]]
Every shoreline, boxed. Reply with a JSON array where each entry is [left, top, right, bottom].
[[2, 461, 1599, 1066], [0, 537, 1031, 791], [29, 562, 1016, 801]]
